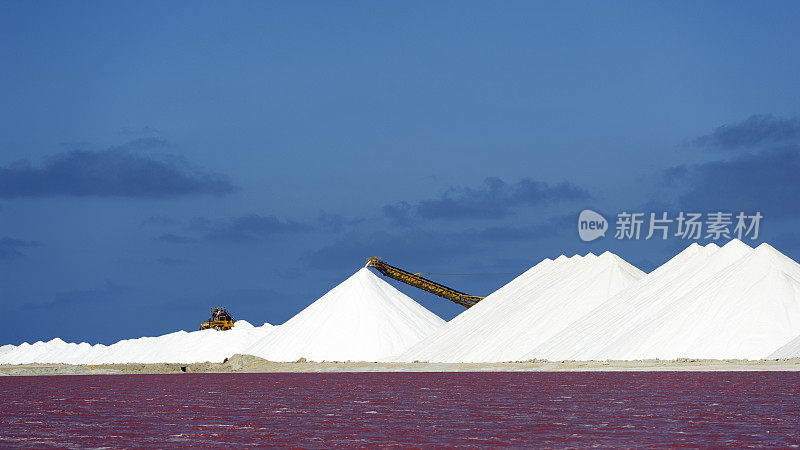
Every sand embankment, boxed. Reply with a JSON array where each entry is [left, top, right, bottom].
[[3, 354, 800, 376]]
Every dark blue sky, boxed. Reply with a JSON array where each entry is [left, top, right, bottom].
[[2, 1, 799, 345]]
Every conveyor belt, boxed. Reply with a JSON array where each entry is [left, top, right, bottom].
[[365, 257, 484, 308]]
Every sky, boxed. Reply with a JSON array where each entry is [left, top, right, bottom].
[[2, 1, 800, 345]]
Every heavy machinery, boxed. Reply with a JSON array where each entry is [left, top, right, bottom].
[[365, 257, 484, 308], [200, 307, 236, 331]]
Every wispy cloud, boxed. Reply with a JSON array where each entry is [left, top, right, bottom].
[[666, 145, 800, 217], [156, 212, 366, 245], [384, 177, 590, 224], [140, 216, 177, 228], [316, 213, 367, 233], [24, 281, 130, 309], [382, 202, 413, 226], [155, 233, 199, 244], [109, 137, 170, 151], [117, 126, 161, 137], [304, 230, 478, 270], [0, 237, 40, 260], [305, 214, 573, 270], [203, 214, 313, 243], [0, 141, 237, 198], [156, 257, 189, 266], [463, 214, 572, 242], [694, 114, 800, 149]]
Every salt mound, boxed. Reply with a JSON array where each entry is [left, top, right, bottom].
[[234, 320, 255, 329], [0, 344, 15, 357], [0, 322, 276, 365], [242, 268, 445, 362], [768, 332, 800, 358], [528, 241, 729, 360], [394, 251, 644, 363], [530, 240, 800, 360], [7, 239, 800, 364]]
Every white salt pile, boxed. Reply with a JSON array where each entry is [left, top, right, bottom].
[[243, 267, 445, 362], [0, 321, 274, 364], [393, 251, 644, 363], [768, 333, 800, 359], [5, 239, 800, 364], [0, 344, 14, 358], [526, 241, 728, 361], [529, 240, 800, 361]]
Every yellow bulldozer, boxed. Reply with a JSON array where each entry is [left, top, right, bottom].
[[200, 307, 235, 331]]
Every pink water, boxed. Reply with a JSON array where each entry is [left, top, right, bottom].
[[2, 372, 800, 447]]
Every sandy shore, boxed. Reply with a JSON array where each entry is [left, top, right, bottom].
[[3, 354, 800, 376]]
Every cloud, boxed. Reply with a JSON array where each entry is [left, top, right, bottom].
[[156, 257, 188, 266], [0, 144, 237, 198], [140, 216, 177, 228], [384, 177, 591, 223], [305, 215, 573, 270], [110, 137, 170, 151], [304, 230, 480, 270], [23, 281, 130, 310], [316, 213, 367, 233], [382, 202, 413, 226], [464, 215, 572, 242], [156, 213, 364, 244], [0, 237, 40, 260], [694, 114, 800, 149], [204, 214, 312, 243], [118, 126, 161, 137], [155, 233, 198, 244], [467, 225, 552, 241], [666, 145, 800, 217]]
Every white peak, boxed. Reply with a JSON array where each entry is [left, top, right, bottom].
[[596, 252, 642, 275], [598, 250, 622, 262], [527, 257, 554, 271], [712, 239, 753, 261], [516, 257, 556, 277], [752, 242, 797, 268], [242, 267, 445, 362], [680, 242, 702, 253], [755, 242, 779, 254], [395, 247, 643, 363], [721, 238, 753, 251]]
